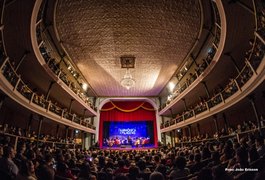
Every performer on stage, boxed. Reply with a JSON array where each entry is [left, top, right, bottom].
[[128, 136, 132, 145]]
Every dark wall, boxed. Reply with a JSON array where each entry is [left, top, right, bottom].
[[0, 100, 66, 137]]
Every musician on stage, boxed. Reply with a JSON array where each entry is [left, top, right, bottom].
[[127, 136, 132, 145]]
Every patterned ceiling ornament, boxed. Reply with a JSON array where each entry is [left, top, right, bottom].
[[56, 0, 201, 96]]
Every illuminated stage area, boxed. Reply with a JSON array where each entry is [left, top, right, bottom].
[[102, 121, 155, 148], [99, 101, 158, 149]]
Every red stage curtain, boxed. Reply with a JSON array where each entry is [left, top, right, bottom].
[[99, 101, 158, 148]]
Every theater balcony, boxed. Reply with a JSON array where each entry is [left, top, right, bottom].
[[0, 0, 96, 147], [159, 0, 265, 141]]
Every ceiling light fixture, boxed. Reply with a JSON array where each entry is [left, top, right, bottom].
[[120, 56, 136, 90], [121, 68, 135, 90], [82, 83, 88, 91]]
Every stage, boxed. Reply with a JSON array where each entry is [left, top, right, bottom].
[[101, 145, 156, 151], [99, 101, 158, 149]]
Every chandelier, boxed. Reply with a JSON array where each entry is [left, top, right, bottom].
[[120, 68, 135, 89], [120, 56, 136, 90]]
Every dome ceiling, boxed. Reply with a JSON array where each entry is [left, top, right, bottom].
[[55, 0, 201, 96]]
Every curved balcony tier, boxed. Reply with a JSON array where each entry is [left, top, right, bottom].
[[159, 0, 227, 116], [30, 0, 97, 116], [161, 34, 265, 132], [0, 58, 96, 133]]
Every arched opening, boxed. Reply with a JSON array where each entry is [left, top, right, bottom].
[[99, 101, 158, 149]]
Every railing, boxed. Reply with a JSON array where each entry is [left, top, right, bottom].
[[161, 34, 265, 128], [0, 58, 96, 130], [161, 1, 265, 130], [0, 0, 96, 131], [178, 126, 264, 147], [34, 0, 96, 112], [161, 41, 264, 130], [0, 0, 5, 25], [0, 131, 80, 151], [161, 0, 221, 110], [0, 0, 7, 57], [254, 0, 265, 40]]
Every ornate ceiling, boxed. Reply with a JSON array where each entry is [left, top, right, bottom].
[[55, 0, 201, 96]]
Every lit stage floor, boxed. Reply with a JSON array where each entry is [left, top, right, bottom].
[[101, 145, 156, 150]]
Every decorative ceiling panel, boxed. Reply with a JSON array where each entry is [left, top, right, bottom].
[[55, 0, 201, 96]]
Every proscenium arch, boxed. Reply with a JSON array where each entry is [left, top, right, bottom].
[[95, 97, 161, 145]]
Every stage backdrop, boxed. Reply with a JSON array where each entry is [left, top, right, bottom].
[[99, 101, 158, 148]]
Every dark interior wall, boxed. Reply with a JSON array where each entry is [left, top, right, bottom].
[[192, 100, 259, 137], [0, 102, 65, 137]]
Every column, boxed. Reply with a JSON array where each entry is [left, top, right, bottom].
[[222, 113, 229, 132], [37, 116, 43, 147], [181, 98, 188, 111], [91, 133, 95, 145], [65, 126, 69, 142], [170, 108, 174, 119], [201, 81, 210, 99], [161, 116, 165, 126], [170, 131, 174, 146], [161, 132, 165, 146], [82, 109, 87, 119], [91, 117, 94, 125], [15, 51, 30, 72], [158, 97, 162, 110], [45, 81, 55, 100], [68, 99, 74, 113], [248, 95, 261, 130], [82, 132, 89, 150], [188, 124, 192, 138], [87, 133, 91, 148], [0, 94, 6, 110], [70, 128, 74, 139], [27, 114, 33, 136], [224, 52, 241, 74], [196, 123, 200, 136], [213, 114, 219, 133], [55, 124, 60, 139], [173, 130, 176, 147]]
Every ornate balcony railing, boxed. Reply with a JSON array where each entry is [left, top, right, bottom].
[[160, 0, 222, 110], [32, 0, 97, 112], [0, 58, 96, 130], [161, 35, 265, 130]]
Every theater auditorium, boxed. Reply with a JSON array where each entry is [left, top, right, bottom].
[[0, 0, 265, 179]]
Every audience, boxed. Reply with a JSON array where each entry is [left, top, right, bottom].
[[0, 118, 264, 180], [0, 146, 19, 178]]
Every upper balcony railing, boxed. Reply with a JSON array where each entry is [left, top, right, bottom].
[[0, 131, 80, 151], [32, 0, 97, 113], [161, 32, 265, 130], [0, 0, 96, 132], [160, 0, 222, 111], [0, 0, 5, 25], [0, 0, 6, 57], [0, 57, 96, 130]]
